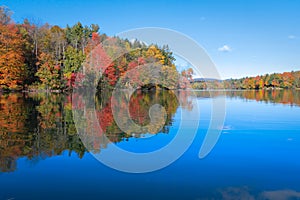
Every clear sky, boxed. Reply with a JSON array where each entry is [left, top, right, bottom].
[[2, 0, 300, 79]]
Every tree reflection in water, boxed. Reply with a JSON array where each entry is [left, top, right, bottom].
[[0, 89, 184, 172], [0, 89, 299, 172]]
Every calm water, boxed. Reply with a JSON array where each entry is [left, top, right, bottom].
[[1, 90, 300, 200]]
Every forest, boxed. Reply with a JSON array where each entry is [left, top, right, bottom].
[[0, 6, 188, 92]]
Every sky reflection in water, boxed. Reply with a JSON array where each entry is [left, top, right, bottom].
[[0, 90, 300, 200]]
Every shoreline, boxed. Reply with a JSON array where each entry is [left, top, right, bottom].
[[1, 87, 300, 94]]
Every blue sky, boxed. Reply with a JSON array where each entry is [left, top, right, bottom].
[[2, 0, 300, 79]]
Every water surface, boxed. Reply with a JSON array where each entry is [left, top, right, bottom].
[[0, 90, 300, 200]]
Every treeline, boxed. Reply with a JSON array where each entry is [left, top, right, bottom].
[[0, 6, 102, 91], [192, 71, 300, 90], [0, 6, 185, 91]]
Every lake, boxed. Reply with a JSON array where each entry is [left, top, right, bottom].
[[0, 90, 300, 200]]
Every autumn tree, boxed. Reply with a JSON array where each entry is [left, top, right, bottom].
[[35, 52, 61, 90], [0, 22, 28, 90]]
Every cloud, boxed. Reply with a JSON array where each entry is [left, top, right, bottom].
[[288, 35, 296, 39], [218, 45, 232, 52]]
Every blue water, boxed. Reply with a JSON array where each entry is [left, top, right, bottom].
[[1, 91, 300, 200]]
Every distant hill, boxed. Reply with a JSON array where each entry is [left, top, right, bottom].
[[192, 78, 221, 82], [191, 70, 300, 90]]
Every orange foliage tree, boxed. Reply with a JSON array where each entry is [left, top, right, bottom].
[[0, 23, 28, 90]]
